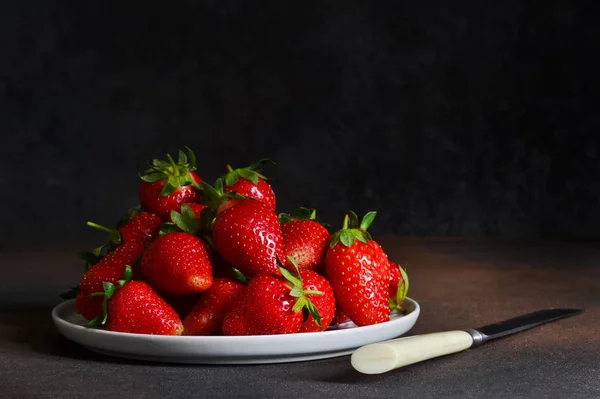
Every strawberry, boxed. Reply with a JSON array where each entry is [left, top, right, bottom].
[[79, 244, 146, 291], [76, 243, 146, 320], [106, 280, 184, 335], [221, 159, 276, 210], [76, 290, 103, 321], [332, 308, 351, 325], [141, 232, 213, 296], [183, 278, 245, 336], [389, 261, 410, 312], [222, 256, 324, 336], [202, 179, 284, 277], [298, 269, 335, 332], [86, 209, 163, 249], [389, 261, 401, 298], [324, 211, 391, 327], [138, 147, 203, 221], [279, 208, 331, 272]]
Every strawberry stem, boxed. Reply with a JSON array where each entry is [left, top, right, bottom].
[[86, 222, 113, 235], [304, 290, 324, 296], [226, 164, 234, 173], [166, 154, 179, 177], [277, 256, 324, 329], [86, 222, 121, 245]]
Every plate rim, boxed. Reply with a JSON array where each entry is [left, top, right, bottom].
[[52, 297, 420, 342]]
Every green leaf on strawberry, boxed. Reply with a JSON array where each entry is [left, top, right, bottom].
[[86, 265, 133, 328], [115, 206, 143, 229], [389, 264, 410, 313], [86, 221, 122, 246], [76, 245, 106, 271], [223, 159, 275, 186], [140, 147, 201, 197], [231, 268, 248, 284], [329, 211, 376, 248], [170, 204, 200, 234], [278, 207, 331, 233], [277, 255, 324, 328]]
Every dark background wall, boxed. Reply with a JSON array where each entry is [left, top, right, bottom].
[[1, 1, 599, 247]]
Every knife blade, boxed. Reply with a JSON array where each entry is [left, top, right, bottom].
[[351, 308, 583, 374]]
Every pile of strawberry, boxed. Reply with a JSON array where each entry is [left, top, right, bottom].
[[62, 148, 409, 336]]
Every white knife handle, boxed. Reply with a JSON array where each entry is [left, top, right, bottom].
[[351, 330, 474, 374]]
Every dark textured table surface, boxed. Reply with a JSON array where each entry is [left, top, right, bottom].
[[1, 237, 599, 398]]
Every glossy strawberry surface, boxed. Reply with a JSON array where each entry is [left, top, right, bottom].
[[325, 240, 390, 326], [222, 274, 303, 335], [106, 281, 184, 335], [212, 199, 283, 277], [75, 290, 103, 321], [118, 212, 163, 246], [141, 232, 213, 295], [223, 178, 276, 210], [298, 270, 335, 333], [78, 244, 145, 294], [388, 261, 402, 299], [183, 278, 245, 336], [282, 220, 330, 271], [138, 171, 203, 221]]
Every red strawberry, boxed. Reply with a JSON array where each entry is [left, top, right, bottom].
[[76, 245, 145, 321], [203, 179, 284, 277], [183, 278, 245, 336], [324, 211, 391, 327], [389, 261, 401, 298], [138, 147, 203, 221], [76, 244, 146, 320], [221, 159, 276, 210], [222, 257, 324, 336], [76, 290, 103, 321], [141, 232, 213, 296], [85, 209, 163, 250], [298, 269, 335, 332], [280, 208, 331, 271], [389, 261, 410, 312], [118, 211, 163, 246], [106, 281, 184, 335], [332, 308, 351, 325]]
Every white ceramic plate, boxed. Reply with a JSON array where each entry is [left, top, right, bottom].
[[52, 298, 420, 364]]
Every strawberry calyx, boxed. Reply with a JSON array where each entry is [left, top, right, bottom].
[[277, 255, 324, 329], [389, 263, 410, 312], [279, 207, 332, 232], [279, 207, 317, 224], [223, 159, 275, 186], [115, 205, 143, 229], [200, 178, 249, 212], [60, 244, 108, 299], [329, 211, 377, 248], [86, 265, 134, 328], [159, 204, 215, 247], [86, 221, 121, 248], [76, 245, 107, 271], [85, 206, 145, 250], [139, 147, 201, 197], [232, 268, 249, 284]]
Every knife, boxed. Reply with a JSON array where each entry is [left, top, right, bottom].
[[351, 308, 582, 374]]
